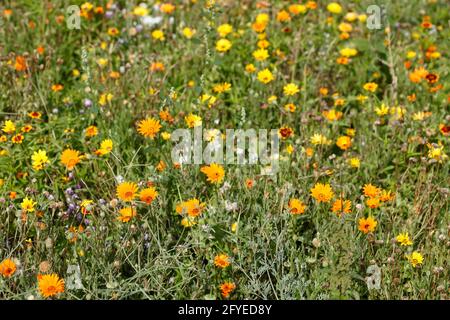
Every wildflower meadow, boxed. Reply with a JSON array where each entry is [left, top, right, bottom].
[[0, 0, 449, 301]]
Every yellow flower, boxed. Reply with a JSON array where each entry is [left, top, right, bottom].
[[245, 64, 256, 73], [217, 24, 233, 37], [139, 187, 158, 204], [338, 22, 352, 32], [117, 207, 137, 222], [85, 125, 98, 137], [349, 157, 360, 168], [2, 120, 15, 134], [137, 118, 162, 139], [216, 39, 232, 52], [38, 274, 65, 298], [161, 132, 171, 140], [257, 68, 274, 84], [323, 109, 343, 122], [185, 113, 202, 128], [152, 29, 165, 41], [406, 51, 416, 59], [252, 48, 269, 61], [289, 4, 307, 15], [98, 93, 113, 106], [427, 143, 448, 162], [340, 47, 358, 57], [116, 182, 138, 202], [336, 136, 352, 150], [363, 82, 378, 92], [396, 233, 413, 246], [310, 183, 334, 203], [366, 197, 380, 209], [95, 139, 113, 156], [363, 184, 381, 198], [310, 133, 331, 145], [283, 83, 300, 96], [200, 163, 225, 184], [358, 216, 377, 234], [181, 217, 197, 227], [60, 149, 81, 170], [182, 27, 195, 39], [288, 198, 306, 215], [407, 251, 423, 268], [375, 103, 389, 116], [32, 150, 50, 171], [133, 6, 149, 16], [327, 2, 342, 14]]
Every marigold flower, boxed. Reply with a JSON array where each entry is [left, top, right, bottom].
[[116, 182, 138, 202], [358, 216, 377, 234], [137, 118, 162, 139], [139, 187, 158, 204], [60, 149, 81, 170], [220, 282, 236, 298], [117, 207, 137, 222], [288, 198, 306, 215], [0, 258, 17, 278], [214, 254, 230, 268], [200, 163, 225, 184], [310, 183, 334, 203], [38, 273, 65, 298]]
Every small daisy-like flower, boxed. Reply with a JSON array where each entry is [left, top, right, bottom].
[[37, 274, 65, 298], [116, 182, 138, 202], [200, 163, 225, 184], [137, 118, 162, 139], [117, 207, 137, 222], [214, 254, 230, 268], [283, 83, 300, 96], [358, 216, 377, 234], [139, 187, 158, 204], [310, 183, 334, 203], [288, 198, 306, 215], [60, 149, 81, 170]]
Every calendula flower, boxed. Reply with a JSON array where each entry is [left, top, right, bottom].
[[217, 24, 233, 37], [0, 258, 17, 278], [85, 125, 98, 137], [327, 2, 342, 14], [117, 207, 137, 222], [95, 139, 113, 156], [60, 149, 81, 170], [396, 233, 413, 246], [288, 198, 306, 215], [137, 118, 162, 139], [252, 48, 269, 61], [214, 254, 230, 268], [116, 182, 138, 202], [182, 27, 195, 39], [176, 198, 206, 217], [220, 282, 236, 298], [257, 68, 274, 84], [32, 150, 50, 171], [200, 163, 225, 184], [340, 48, 358, 57], [331, 199, 351, 215], [216, 39, 232, 52], [38, 274, 65, 298], [336, 136, 352, 150], [407, 251, 423, 267], [358, 216, 377, 234], [185, 113, 202, 128], [363, 184, 380, 198], [139, 187, 158, 204], [310, 183, 334, 203], [283, 83, 300, 96], [151, 29, 165, 41]]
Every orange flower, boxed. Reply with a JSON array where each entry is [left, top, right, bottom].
[[38, 274, 65, 298], [220, 282, 236, 298], [51, 84, 64, 92], [117, 207, 137, 222], [358, 216, 377, 234], [139, 187, 158, 204], [331, 199, 352, 215], [362, 184, 380, 198], [14, 56, 27, 72], [0, 258, 17, 278], [366, 197, 380, 209], [137, 118, 162, 139], [60, 149, 81, 170], [288, 198, 306, 215], [310, 183, 334, 203], [200, 163, 225, 184], [214, 254, 230, 268], [116, 182, 138, 202]]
